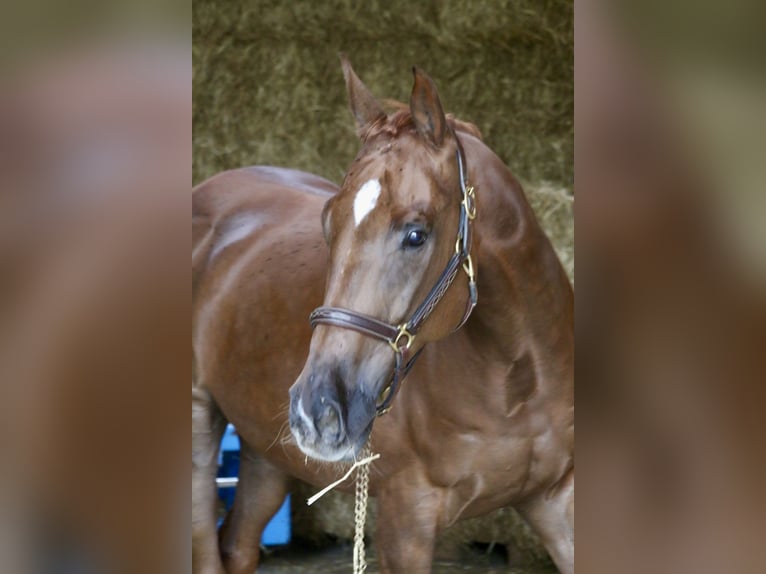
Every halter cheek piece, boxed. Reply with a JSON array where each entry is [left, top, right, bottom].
[[309, 137, 478, 416]]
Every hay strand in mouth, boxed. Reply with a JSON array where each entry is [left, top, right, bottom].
[[306, 452, 380, 506]]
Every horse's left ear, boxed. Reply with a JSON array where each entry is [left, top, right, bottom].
[[410, 67, 449, 147]]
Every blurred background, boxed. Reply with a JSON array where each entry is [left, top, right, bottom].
[[0, 2, 189, 573], [576, 0, 766, 573], [0, 0, 763, 572]]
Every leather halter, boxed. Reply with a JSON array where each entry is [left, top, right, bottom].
[[309, 137, 478, 416]]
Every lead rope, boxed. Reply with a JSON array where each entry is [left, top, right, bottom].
[[305, 442, 379, 573], [353, 442, 372, 573]]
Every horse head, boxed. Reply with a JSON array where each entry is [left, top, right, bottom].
[[289, 57, 478, 461]]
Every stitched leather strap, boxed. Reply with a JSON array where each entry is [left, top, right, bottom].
[[375, 348, 418, 415], [408, 252, 463, 333], [310, 307, 400, 343]]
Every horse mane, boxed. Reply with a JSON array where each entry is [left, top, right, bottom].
[[365, 99, 483, 141]]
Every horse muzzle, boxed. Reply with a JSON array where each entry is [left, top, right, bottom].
[[288, 372, 375, 462]]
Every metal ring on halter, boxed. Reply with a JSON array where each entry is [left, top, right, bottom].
[[388, 324, 415, 353], [462, 254, 475, 281]]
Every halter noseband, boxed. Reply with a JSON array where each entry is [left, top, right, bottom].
[[309, 137, 478, 416]]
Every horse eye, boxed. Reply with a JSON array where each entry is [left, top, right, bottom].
[[403, 228, 428, 248]]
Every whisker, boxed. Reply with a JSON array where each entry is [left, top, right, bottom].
[[266, 419, 290, 452], [279, 431, 298, 458], [271, 401, 290, 422]]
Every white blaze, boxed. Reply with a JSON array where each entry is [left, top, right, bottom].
[[353, 178, 381, 227]]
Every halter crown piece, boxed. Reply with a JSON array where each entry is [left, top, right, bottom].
[[309, 135, 478, 415]]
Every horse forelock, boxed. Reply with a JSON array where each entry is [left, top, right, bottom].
[[362, 101, 483, 142], [334, 102, 476, 237]]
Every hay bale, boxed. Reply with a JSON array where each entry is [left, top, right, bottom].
[[193, 0, 574, 278], [525, 182, 574, 282], [291, 482, 376, 544], [435, 507, 552, 567], [291, 483, 552, 568], [193, 0, 573, 189]]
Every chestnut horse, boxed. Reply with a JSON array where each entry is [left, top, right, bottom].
[[192, 59, 573, 574]]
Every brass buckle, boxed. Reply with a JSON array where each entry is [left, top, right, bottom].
[[462, 186, 477, 220], [388, 324, 414, 352], [377, 384, 393, 414], [462, 254, 475, 282]]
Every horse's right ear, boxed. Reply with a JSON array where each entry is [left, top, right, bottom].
[[410, 67, 448, 148], [339, 54, 386, 139]]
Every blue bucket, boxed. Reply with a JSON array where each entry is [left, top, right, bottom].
[[216, 424, 291, 545]]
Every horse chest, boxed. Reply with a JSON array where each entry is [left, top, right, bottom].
[[404, 357, 559, 511], [428, 427, 536, 508]]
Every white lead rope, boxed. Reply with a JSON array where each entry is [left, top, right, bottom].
[[306, 445, 378, 573]]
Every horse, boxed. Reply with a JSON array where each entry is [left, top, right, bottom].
[[192, 57, 573, 574]]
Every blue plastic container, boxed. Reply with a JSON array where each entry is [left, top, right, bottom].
[[261, 497, 291, 545], [217, 424, 291, 545]]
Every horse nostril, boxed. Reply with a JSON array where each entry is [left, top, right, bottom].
[[317, 399, 342, 441]]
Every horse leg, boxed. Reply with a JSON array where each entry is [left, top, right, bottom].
[[375, 479, 444, 574], [192, 386, 227, 574], [517, 467, 574, 574], [218, 441, 289, 574]]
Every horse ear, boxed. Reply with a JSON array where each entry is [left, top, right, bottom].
[[339, 53, 386, 138], [410, 67, 448, 147]]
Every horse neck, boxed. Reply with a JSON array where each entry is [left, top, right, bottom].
[[461, 133, 574, 372]]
